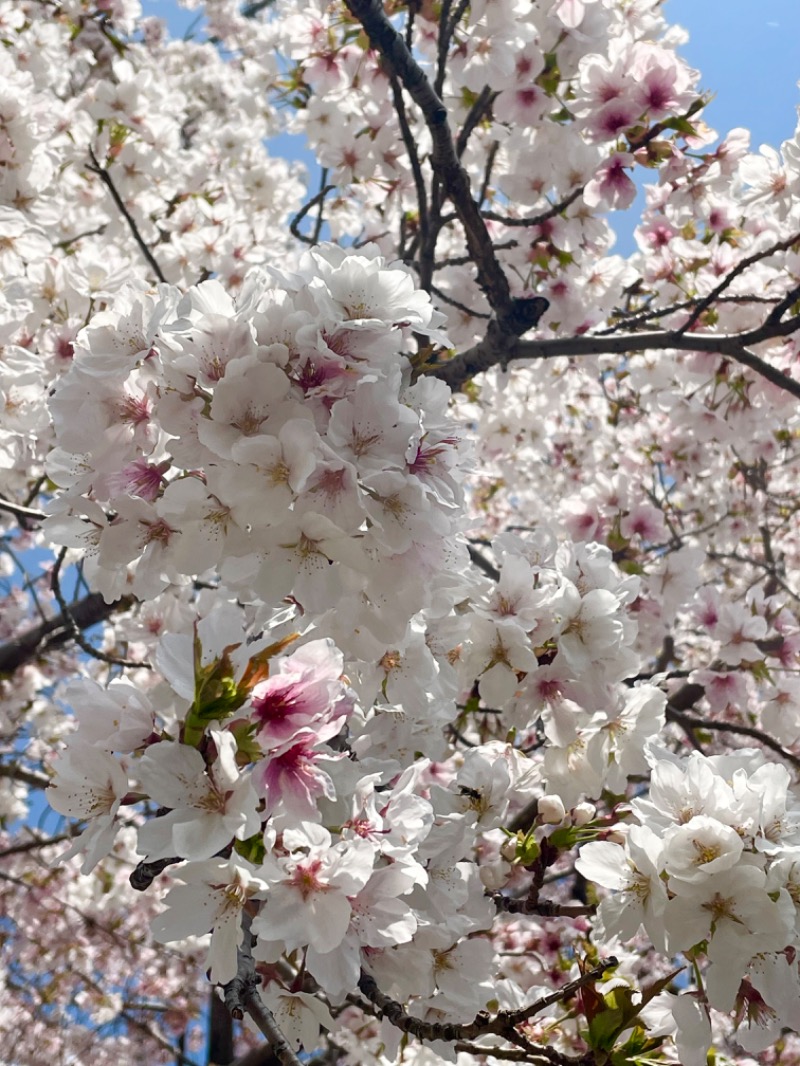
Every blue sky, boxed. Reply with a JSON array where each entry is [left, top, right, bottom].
[[143, 0, 800, 152], [142, 0, 800, 254], [668, 0, 800, 153]]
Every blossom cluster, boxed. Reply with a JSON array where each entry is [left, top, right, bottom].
[[578, 746, 800, 1058], [45, 246, 466, 655], [4, 0, 800, 1063]]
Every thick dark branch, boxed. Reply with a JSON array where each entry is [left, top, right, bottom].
[[430, 321, 800, 397], [727, 344, 800, 397], [491, 896, 595, 918], [344, 0, 518, 323], [223, 912, 303, 1066], [766, 280, 800, 326], [86, 147, 167, 283], [0, 764, 50, 790], [243, 996, 304, 1066], [0, 590, 133, 675]]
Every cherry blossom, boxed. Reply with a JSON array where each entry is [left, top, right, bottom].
[[3, 0, 800, 1061]]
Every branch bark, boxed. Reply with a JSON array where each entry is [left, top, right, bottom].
[[344, 0, 546, 336], [0, 591, 133, 675], [222, 912, 304, 1066], [430, 320, 800, 396], [357, 957, 616, 1046]]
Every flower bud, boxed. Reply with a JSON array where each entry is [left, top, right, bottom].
[[538, 794, 566, 825], [572, 802, 596, 827]]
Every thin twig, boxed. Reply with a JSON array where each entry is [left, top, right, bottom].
[[357, 957, 616, 1044], [434, 238, 519, 269], [430, 283, 492, 320], [384, 67, 430, 283], [290, 178, 335, 247], [0, 831, 76, 859], [666, 705, 800, 768], [50, 547, 150, 670], [482, 186, 584, 228], [478, 139, 500, 208], [677, 230, 800, 334], [597, 294, 781, 336], [86, 147, 167, 283], [455, 85, 497, 158]]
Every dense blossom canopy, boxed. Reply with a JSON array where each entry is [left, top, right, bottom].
[[3, 1, 800, 1065]]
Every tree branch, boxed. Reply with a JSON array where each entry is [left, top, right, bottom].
[[481, 186, 584, 228], [0, 495, 46, 530], [430, 321, 800, 396], [0, 764, 51, 791], [467, 544, 500, 580], [344, 0, 518, 324], [86, 147, 167, 284], [357, 958, 616, 1045], [666, 704, 800, 768], [0, 590, 134, 675], [50, 547, 149, 669], [289, 172, 334, 247], [491, 895, 595, 918], [677, 230, 800, 334], [0, 831, 75, 859], [223, 912, 304, 1066]]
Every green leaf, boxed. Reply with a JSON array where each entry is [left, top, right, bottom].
[[234, 832, 266, 865], [588, 1007, 625, 1051], [182, 634, 245, 747]]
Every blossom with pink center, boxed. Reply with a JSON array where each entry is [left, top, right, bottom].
[[251, 823, 376, 957], [95, 458, 170, 502], [255, 721, 344, 823], [250, 638, 354, 747], [620, 503, 667, 543], [584, 154, 637, 211]]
